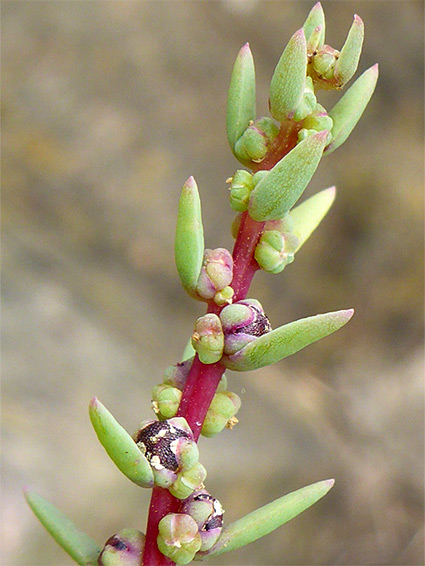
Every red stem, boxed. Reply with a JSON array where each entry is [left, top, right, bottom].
[[142, 120, 299, 566]]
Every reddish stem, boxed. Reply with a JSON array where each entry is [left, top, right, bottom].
[[142, 119, 299, 566]]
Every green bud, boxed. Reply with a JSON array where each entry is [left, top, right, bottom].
[[298, 103, 333, 144], [191, 313, 224, 364], [270, 28, 308, 121], [89, 398, 154, 488], [98, 528, 145, 566], [311, 44, 340, 81], [252, 170, 269, 186], [175, 176, 204, 297], [293, 77, 317, 121], [290, 186, 336, 252], [157, 513, 202, 565], [214, 285, 234, 307], [196, 248, 233, 300], [170, 462, 208, 500], [201, 391, 241, 438], [152, 384, 181, 420], [222, 309, 354, 372], [248, 130, 328, 221], [24, 489, 102, 566], [227, 43, 256, 153], [334, 15, 364, 87], [228, 170, 254, 212], [325, 64, 378, 155], [254, 230, 298, 274], [302, 2, 325, 50], [234, 117, 279, 164]]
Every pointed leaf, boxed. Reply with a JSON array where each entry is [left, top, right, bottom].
[[269, 29, 307, 121], [303, 2, 326, 49], [24, 488, 101, 566], [290, 186, 336, 252], [325, 64, 378, 155], [248, 130, 328, 221], [89, 397, 154, 488], [175, 176, 205, 296], [226, 43, 256, 151], [334, 15, 364, 86], [222, 309, 353, 371], [198, 479, 335, 559]]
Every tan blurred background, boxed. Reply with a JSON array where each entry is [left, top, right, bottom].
[[2, 1, 424, 565]]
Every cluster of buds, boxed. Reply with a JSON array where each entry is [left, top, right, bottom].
[[152, 358, 241, 438], [255, 215, 299, 274], [195, 248, 234, 305], [134, 418, 206, 499], [157, 489, 224, 564]]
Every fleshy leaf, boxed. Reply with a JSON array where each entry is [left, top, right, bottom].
[[248, 131, 328, 221], [226, 43, 256, 152], [334, 15, 364, 86], [89, 398, 154, 488], [303, 2, 326, 49], [197, 479, 335, 559], [24, 488, 101, 566], [325, 64, 378, 155], [222, 309, 353, 371], [175, 176, 205, 296], [290, 186, 336, 252], [269, 29, 308, 121]]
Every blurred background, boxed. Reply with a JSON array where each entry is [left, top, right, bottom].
[[2, 1, 424, 565]]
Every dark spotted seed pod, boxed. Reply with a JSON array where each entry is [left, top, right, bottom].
[[134, 420, 191, 472]]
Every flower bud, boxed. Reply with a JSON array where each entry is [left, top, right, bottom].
[[151, 384, 181, 420], [311, 44, 340, 82], [228, 170, 254, 212], [134, 418, 202, 496], [234, 117, 279, 164], [181, 490, 224, 552], [98, 528, 145, 566], [254, 230, 298, 274], [163, 357, 194, 390], [220, 299, 271, 356], [157, 513, 202, 565], [298, 103, 333, 144], [201, 391, 241, 438], [196, 248, 233, 300], [213, 285, 234, 307], [191, 313, 224, 364], [169, 461, 207, 500]]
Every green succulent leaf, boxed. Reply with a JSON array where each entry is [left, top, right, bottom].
[[226, 43, 256, 153], [222, 309, 353, 371], [302, 2, 326, 49], [175, 176, 205, 297], [325, 64, 378, 155], [24, 488, 101, 566], [269, 28, 308, 121], [197, 479, 335, 559], [89, 397, 154, 488], [248, 130, 328, 221], [334, 15, 364, 86], [290, 186, 336, 252]]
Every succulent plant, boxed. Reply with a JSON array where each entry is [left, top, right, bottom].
[[25, 3, 378, 565]]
